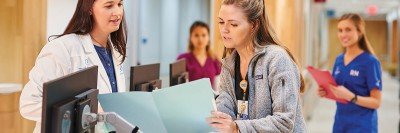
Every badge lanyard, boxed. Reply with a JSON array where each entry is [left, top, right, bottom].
[[237, 79, 249, 120], [236, 55, 249, 120]]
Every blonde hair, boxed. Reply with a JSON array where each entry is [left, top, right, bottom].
[[221, 0, 305, 92], [339, 13, 376, 55]]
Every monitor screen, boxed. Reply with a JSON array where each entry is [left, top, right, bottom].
[[42, 66, 98, 132], [130, 63, 161, 91], [169, 59, 188, 86]]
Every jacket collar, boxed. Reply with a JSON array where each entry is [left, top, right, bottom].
[[221, 45, 267, 77], [81, 34, 95, 54]]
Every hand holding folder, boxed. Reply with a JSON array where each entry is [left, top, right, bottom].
[[307, 66, 348, 104]]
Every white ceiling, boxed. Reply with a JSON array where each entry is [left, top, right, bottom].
[[324, 0, 400, 20]]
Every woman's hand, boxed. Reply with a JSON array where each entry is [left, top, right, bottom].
[[206, 111, 239, 133], [330, 85, 354, 101], [317, 86, 327, 97]]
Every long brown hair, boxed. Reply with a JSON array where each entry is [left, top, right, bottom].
[[188, 21, 217, 60], [51, 0, 127, 63], [338, 13, 376, 55], [221, 0, 305, 92]]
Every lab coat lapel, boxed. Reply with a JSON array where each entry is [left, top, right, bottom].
[[80, 34, 112, 93], [110, 43, 127, 92]]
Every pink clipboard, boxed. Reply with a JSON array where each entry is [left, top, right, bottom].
[[307, 66, 348, 104]]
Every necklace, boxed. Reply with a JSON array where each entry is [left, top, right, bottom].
[[239, 80, 248, 93], [238, 78, 248, 119], [91, 35, 110, 55], [91, 35, 108, 48]]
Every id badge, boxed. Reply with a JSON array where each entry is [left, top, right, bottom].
[[237, 100, 249, 120]]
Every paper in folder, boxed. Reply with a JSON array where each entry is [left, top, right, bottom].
[[98, 78, 215, 133], [307, 66, 348, 104]]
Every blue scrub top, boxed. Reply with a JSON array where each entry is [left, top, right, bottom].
[[331, 52, 382, 133], [94, 45, 118, 93]]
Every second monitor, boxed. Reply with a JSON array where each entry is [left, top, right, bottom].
[[169, 59, 189, 86], [130, 63, 162, 92]]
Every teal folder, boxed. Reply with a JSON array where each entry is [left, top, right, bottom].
[[98, 78, 215, 133]]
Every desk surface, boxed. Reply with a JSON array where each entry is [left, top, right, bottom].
[[0, 83, 21, 94]]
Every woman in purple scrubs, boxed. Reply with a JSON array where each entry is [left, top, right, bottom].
[[177, 21, 221, 89]]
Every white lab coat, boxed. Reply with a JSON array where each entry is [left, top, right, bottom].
[[19, 33, 127, 133]]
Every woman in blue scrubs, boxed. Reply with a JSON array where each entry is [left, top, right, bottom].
[[318, 13, 382, 133]]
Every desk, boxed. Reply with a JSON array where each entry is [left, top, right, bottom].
[[0, 83, 22, 132]]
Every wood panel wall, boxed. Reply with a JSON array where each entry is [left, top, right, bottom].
[[392, 20, 398, 65], [0, 0, 47, 132]]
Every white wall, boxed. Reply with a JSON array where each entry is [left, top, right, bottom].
[[138, 0, 162, 65], [124, 0, 140, 88], [46, 0, 77, 39], [160, 0, 180, 75], [138, 0, 211, 75]]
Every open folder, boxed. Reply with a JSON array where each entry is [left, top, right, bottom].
[[98, 78, 215, 133], [307, 66, 348, 104]]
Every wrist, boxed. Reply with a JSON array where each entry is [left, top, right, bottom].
[[347, 93, 354, 101], [350, 94, 358, 103]]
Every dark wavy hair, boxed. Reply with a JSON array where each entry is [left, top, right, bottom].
[[51, 0, 127, 63], [187, 21, 217, 60]]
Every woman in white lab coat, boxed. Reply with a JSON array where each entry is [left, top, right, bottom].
[[20, 0, 127, 132]]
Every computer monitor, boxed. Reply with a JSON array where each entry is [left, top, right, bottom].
[[169, 59, 189, 86], [42, 66, 98, 133], [130, 63, 162, 92]]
